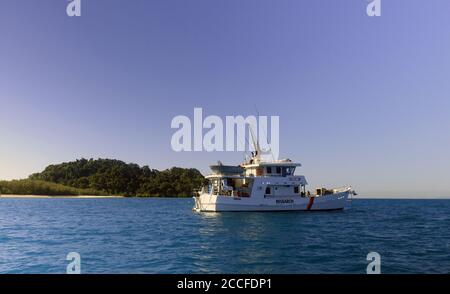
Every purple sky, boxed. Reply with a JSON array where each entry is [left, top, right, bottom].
[[1, 0, 450, 197]]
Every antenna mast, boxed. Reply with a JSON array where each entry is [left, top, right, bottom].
[[248, 124, 261, 160]]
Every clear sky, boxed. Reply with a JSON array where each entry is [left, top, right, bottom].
[[1, 0, 449, 197]]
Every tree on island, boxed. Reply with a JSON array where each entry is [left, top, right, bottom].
[[0, 158, 204, 197]]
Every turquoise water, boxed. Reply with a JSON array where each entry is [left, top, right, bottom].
[[0, 198, 449, 273]]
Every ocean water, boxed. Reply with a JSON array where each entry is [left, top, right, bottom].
[[0, 198, 449, 274]]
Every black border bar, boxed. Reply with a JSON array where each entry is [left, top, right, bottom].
[[1, 274, 450, 291]]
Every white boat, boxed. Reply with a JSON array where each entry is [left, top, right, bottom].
[[193, 132, 354, 212]]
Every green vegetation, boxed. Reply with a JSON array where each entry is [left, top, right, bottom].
[[0, 179, 104, 196], [1, 158, 204, 197]]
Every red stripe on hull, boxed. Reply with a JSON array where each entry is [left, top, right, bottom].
[[306, 197, 315, 210]]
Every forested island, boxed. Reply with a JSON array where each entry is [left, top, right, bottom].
[[0, 158, 205, 197]]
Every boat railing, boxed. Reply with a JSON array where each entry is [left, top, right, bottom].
[[193, 186, 208, 197], [332, 186, 352, 193]]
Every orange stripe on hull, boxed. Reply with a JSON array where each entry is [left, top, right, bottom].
[[306, 197, 315, 210]]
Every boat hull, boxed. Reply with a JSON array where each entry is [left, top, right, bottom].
[[193, 190, 350, 212]]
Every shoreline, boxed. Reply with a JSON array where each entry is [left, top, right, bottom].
[[0, 195, 124, 198], [2, 195, 449, 199]]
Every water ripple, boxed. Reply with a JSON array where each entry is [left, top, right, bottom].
[[0, 198, 449, 273]]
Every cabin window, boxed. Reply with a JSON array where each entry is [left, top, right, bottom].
[[265, 187, 271, 195], [285, 167, 295, 176], [294, 186, 299, 194], [276, 167, 281, 174], [266, 167, 272, 174]]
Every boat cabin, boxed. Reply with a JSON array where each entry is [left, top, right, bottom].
[[206, 175, 253, 197], [242, 161, 300, 177], [203, 159, 308, 198]]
